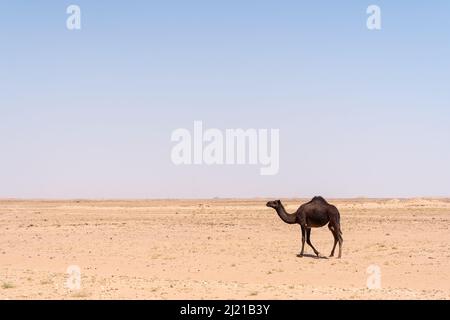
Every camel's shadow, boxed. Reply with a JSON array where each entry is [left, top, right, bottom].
[[296, 253, 329, 259]]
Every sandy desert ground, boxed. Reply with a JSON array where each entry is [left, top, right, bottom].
[[0, 198, 449, 300]]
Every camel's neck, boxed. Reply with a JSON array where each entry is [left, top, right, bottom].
[[275, 203, 297, 224]]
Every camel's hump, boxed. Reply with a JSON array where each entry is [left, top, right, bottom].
[[311, 196, 328, 203]]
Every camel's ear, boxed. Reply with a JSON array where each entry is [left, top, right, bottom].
[[276, 200, 281, 204]]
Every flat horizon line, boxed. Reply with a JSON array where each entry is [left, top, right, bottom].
[[0, 196, 449, 202]]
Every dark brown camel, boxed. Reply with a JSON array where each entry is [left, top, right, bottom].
[[266, 196, 343, 258]]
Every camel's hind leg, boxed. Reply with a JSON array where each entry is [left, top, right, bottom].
[[306, 228, 320, 257], [330, 223, 343, 258], [337, 226, 343, 258], [328, 224, 338, 257]]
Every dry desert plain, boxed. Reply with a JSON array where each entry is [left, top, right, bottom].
[[0, 198, 449, 299]]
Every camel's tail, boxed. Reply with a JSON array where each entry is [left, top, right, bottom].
[[336, 210, 343, 235]]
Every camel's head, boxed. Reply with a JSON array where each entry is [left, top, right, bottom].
[[266, 200, 281, 209]]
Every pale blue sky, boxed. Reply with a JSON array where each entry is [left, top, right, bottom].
[[1, 1, 449, 198]]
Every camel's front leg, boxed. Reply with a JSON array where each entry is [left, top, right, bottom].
[[297, 226, 306, 257], [306, 228, 321, 257]]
